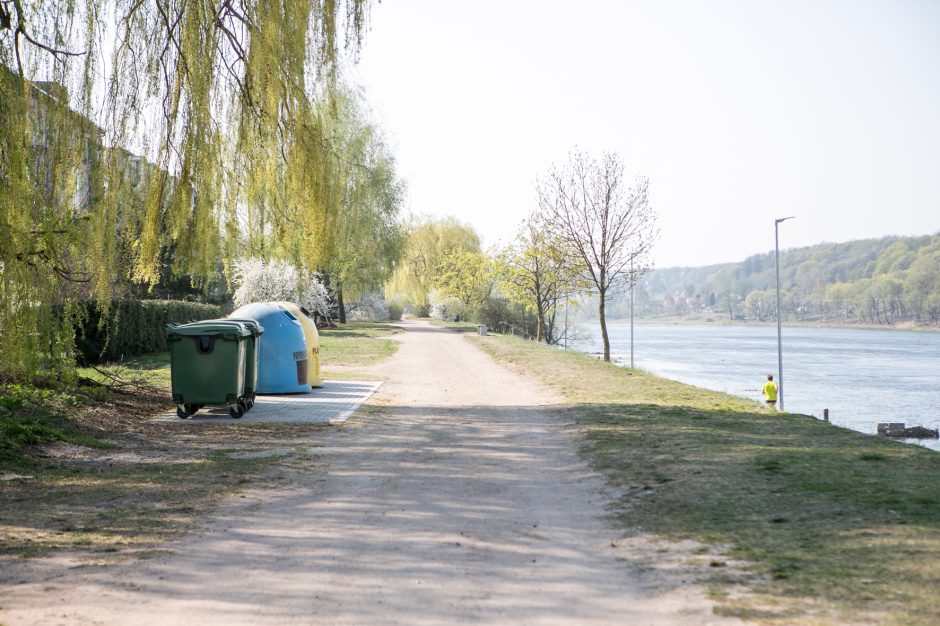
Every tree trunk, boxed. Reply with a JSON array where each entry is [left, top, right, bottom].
[[546, 308, 557, 345], [535, 300, 545, 343], [337, 285, 346, 324], [599, 289, 611, 362]]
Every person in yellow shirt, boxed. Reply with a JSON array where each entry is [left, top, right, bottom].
[[762, 374, 778, 409]]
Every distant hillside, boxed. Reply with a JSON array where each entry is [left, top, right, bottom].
[[609, 234, 940, 325]]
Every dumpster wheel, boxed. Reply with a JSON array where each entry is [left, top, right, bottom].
[[229, 403, 245, 419]]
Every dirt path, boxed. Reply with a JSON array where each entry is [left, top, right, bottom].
[[0, 320, 739, 625]]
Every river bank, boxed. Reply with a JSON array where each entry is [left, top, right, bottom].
[[594, 313, 940, 333], [565, 322, 940, 453], [470, 330, 940, 625]]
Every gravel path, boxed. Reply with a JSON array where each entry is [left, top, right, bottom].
[[0, 320, 739, 625]]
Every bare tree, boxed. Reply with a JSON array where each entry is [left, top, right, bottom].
[[537, 151, 657, 362]]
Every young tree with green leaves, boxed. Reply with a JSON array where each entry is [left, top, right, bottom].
[[497, 216, 583, 343], [434, 248, 494, 318]]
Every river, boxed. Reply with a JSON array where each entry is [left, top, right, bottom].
[[568, 322, 940, 451]]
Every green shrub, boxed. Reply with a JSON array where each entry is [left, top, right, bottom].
[[0, 384, 69, 463], [74, 300, 222, 365], [0, 413, 68, 461], [388, 303, 403, 321]]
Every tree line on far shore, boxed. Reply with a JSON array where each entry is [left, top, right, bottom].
[[624, 234, 940, 325]]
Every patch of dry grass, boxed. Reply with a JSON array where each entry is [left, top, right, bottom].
[[0, 322, 401, 561], [0, 416, 326, 559]]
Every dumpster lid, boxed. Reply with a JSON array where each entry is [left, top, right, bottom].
[[166, 320, 251, 338], [225, 317, 265, 335]]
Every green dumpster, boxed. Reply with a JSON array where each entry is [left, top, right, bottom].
[[224, 318, 264, 408], [166, 320, 251, 419]]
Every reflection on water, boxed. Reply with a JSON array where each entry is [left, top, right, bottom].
[[569, 323, 940, 451]]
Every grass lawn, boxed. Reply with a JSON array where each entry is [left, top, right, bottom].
[[77, 352, 172, 390], [319, 321, 401, 369], [470, 332, 940, 626], [72, 321, 402, 383], [428, 319, 480, 333]]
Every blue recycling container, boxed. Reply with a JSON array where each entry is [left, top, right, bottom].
[[229, 302, 310, 394]]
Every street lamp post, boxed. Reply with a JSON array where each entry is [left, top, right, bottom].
[[630, 258, 635, 369], [564, 293, 569, 350], [775, 216, 795, 411]]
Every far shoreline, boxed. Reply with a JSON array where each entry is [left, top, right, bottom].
[[592, 315, 940, 333]]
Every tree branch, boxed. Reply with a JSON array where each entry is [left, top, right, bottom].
[[6, 0, 86, 77]]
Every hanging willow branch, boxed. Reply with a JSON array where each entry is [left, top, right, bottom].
[[0, 0, 86, 76]]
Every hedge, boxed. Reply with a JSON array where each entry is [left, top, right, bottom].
[[74, 300, 223, 365]]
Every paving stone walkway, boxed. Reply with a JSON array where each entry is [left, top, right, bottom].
[[152, 380, 383, 424]]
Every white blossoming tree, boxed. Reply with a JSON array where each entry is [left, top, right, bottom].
[[428, 289, 462, 321], [231, 258, 332, 321], [298, 277, 333, 322], [346, 293, 391, 322]]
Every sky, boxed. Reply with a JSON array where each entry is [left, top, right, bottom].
[[349, 0, 940, 268]]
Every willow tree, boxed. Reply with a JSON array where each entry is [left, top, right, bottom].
[[386, 217, 482, 314], [0, 0, 370, 378], [0, 70, 93, 377], [307, 87, 405, 323]]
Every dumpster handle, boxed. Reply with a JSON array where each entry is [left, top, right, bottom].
[[191, 335, 216, 354]]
